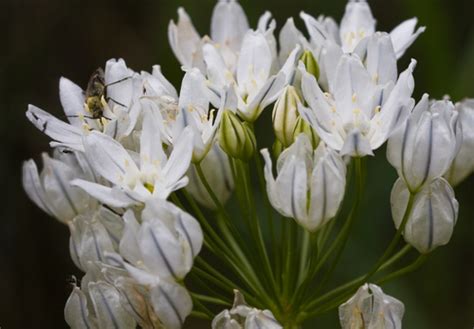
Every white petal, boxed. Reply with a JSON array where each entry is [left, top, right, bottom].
[[59, 77, 87, 127], [365, 32, 397, 85], [168, 8, 202, 68], [237, 31, 272, 92], [390, 18, 426, 59], [340, 129, 373, 157], [84, 131, 139, 186], [105, 58, 134, 109], [22, 160, 54, 216], [279, 18, 308, 65], [72, 179, 141, 208], [339, 0, 376, 52], [88, 281, 136, 329], [211, 0, 249, 52], [26, 104, 84, 150], [162, 127, 193, 190], [149, 281, 193, 329], [64, 286, 97, 329], [140, 106, 166, 175], [119, 210, 142, 265], [41, 154, 91, 222]]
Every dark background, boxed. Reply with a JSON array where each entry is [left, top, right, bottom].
[[1, 0, 474, 328]]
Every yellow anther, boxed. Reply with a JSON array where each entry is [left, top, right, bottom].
[[144, 182, 154, 194], [353, 108, 361, 115], [373, 73, 379, 83], [352, 93, 357, 103], [375, 106, 381, 113]]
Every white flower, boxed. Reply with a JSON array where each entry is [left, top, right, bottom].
[[186, 143, 234, 209], [22, 152, 95, 223], [391, 177, 458, 254], [261, 134, 346, 232], [387, 95, 461, 192], [68, 208, 121, 272], [168, 0, 272, 72], [203, 37, 300, 122], [446, 99, 474, 186], [171, 68, 223, 162], [339, 283, 404, 329], [299, 50, 416, 157], [296, 0, 425, 59], [102, 200, 201, 329], [71, 112, 194, 207], [118, 200, 203, 281], [26, 59, 140, 151], [212, 290, 282, 329]]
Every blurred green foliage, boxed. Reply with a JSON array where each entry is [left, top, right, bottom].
[[1, 0, 473, 328]]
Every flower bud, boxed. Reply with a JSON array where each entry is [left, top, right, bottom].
[[387, 96, 460, 192], [272, 139, 284, 159], [272, 86, 301, 147], [219, 110, 256, 160], [293, 116, 320, 149], [446, 99, 474, 186], [339, 283, 404, 329], [300, 50, 320, 79], [391, 177, 458, 254], [262, 134, 346, 232]]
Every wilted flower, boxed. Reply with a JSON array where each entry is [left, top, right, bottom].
[[387, 95, 461, 192], [391, 177, 458, 254], [64, 270, 136, 329], [339, 283, 404, 329], [212, 290, 282, 329], [262, 134, 346, 232]]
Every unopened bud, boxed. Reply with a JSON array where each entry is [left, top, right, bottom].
[[272, 139, 283, 159], [273, 86, 301, 148], [219, 110, 255, 160], [293, 117, 320, 149], [300, 50, 320, 79]]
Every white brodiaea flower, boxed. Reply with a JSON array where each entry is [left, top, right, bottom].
[[261, 134, 346, 232], [168, 0, 274, 72], [339, 283, 405, 329], [26, 59, 140, 151], [387, 96, 461, 192], [391, 177, 458, 254], [203, 35, 301, 122], [72, 109, 194, 208], [299, 49, 416, 157], [212, 290, 282, 329], [293, 0, 425, 59], [171, 68, 223, 162], [22, 151, 96, 224]]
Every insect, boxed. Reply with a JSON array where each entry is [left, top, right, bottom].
[[83, 68, 131, 120]]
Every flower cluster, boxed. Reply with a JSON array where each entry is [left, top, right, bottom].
[[23, 0, 474, 328]]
